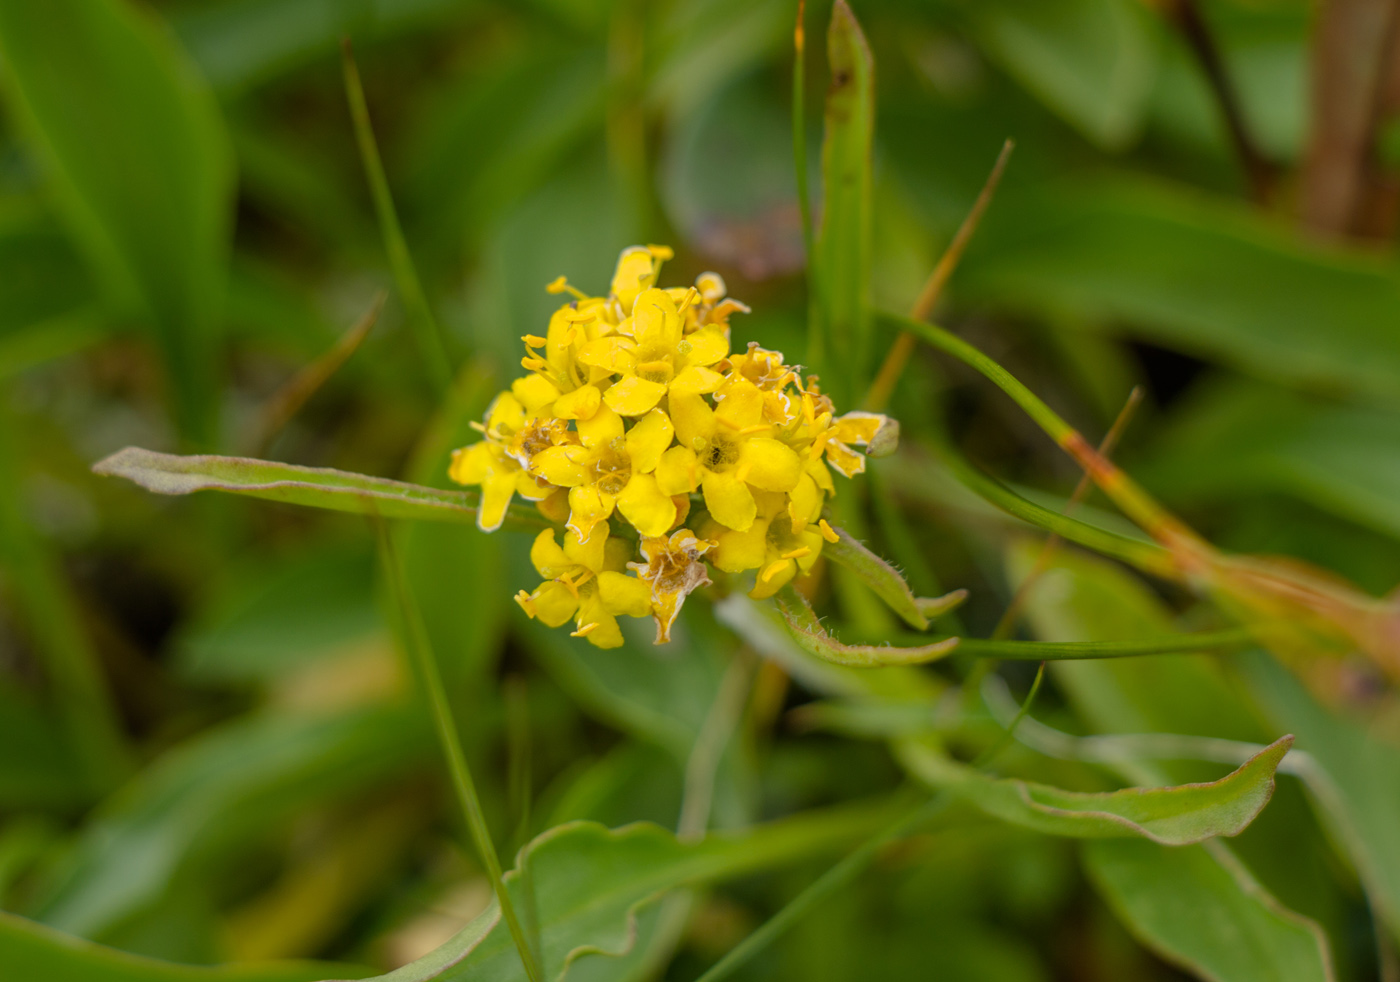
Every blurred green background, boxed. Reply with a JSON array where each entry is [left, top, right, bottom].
[[2, 0, 1400, 979]]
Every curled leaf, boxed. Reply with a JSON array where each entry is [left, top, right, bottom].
[[823, 525, 965, 630], [92, 447, 550, 531], [896, 735, 1294, 846], [778, 589, 959, 668]]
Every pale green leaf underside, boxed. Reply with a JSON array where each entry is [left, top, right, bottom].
[[897, 735, 1292, 846]]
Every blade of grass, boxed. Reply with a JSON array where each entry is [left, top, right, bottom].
[[504, 675, 533, 854], [923, 432, 1178, 579], [793, 0, 812, 262], [376, 523, 544, 982], [248, 291, 384, 455], [341, 40, 453, 394], [0, 408, 130, 791], [808, 0, 875, 405], [881, 311, 1202, 551], [990, 386, 1144, 641], [864, 139, 1014, 413]]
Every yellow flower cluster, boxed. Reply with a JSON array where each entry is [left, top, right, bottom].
[[450, 245, 895, 648]]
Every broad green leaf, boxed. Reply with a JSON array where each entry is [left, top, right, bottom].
[[0, 0, 234, 444], [897, 736, 1291, 845], [823, 525, 967, 631], [1242, 652, 1400, 944], [0, 909, 368, 982], [173, 0, 479, 95], [1139, 379, 1400, 541], [968, 0, 1157, 149], [91, 448, 550, 533], [808, 0, 874, 406], [1084, 839, 1334, 982], [177, 543, 383, 683], [36, 706, 430, 939], [778, 589, 961, 668], [960, 176, 1400, 403], [344, 807, 897, 982]]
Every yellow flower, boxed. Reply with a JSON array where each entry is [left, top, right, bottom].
[[449, 391, 553, 532], [577, 287, 730, 416], [707, 491, 827, 599], [657, 375, 803, 532], [609, 244, 673, 315], [802, 390, 896, 478], [527, 403, 680, 541], [629, 529, 713, 643], [514, 528, 651, 649]]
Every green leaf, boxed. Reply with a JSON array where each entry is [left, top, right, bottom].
[[968, 0, 1157, 150], [823, 526, 965, 630], [172, 0, 478, 95], [35, 706, 430, 938], [960, 176, 1400, 403], [809, 0, 874, 406], [1242, 652, 1400, 945], [1140, 379, 1400, 541], [0, 909, 367, 982], [896, 736, 1292, 846], [0, 0, 234, 445], [348, 807, 897, 982], [1084, 839, 1334, 982], [91, 448, 550, 533], [777, 589, 961, 668]]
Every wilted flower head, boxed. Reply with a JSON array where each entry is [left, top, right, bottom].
[[451, 246, 895, 647]]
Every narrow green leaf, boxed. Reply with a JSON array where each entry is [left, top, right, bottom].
[[808, 0, 874, 405], [777, 589, 960, 667], [344, 805, 896, 982], [1084, 839, 1334, 982], [91, 447, 550, 532], [0, 0, 234, 445], [896, 735, 1293, 846], [0, 909, 368, 982], [36, 707, 429, 939], [960, 176, 1400, 404], [823, 525, 966, 630]]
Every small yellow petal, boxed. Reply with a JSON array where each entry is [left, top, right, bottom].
[[679, 326, 729, 367], [563, 524, 608, 571], [626, 409, 675, 473], [818, 519, 839, 544], [738, 437, 801, 492], [788, 473, 824, 529], [825, 440, 867, 478], [702, 469, 757, 531], [532, 580, 579, 627], [670, 365, 723, 395], [448, 442, 492, 486], [478, 474, 516, 532], [529, 529, 573, 578], [655, 445, 699, 495], [616, 473, 677, 537], [554, 384, 602, 420], [576, 336, 637, 373], [511, 374, 561, 414], [567, 485, 615, 544], [604, 375, 668, 416], [712, 520, 769, 573], [577, 402, 625, 447], [597, 571, 653, 618], [668, 390, 715, 448], [530, 446, 590, 487]]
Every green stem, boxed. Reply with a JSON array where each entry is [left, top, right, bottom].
[[341, 41, 453, 394], [926, 433, 1178, 579], [793, 0, 813, 262], [865, 628, 1255, 660], [377, 525, 543, 982]]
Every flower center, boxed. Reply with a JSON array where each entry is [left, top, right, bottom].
[[591, 444, 632, 496], [636, 358, 675, 385], [702, 435, 740, 472]]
